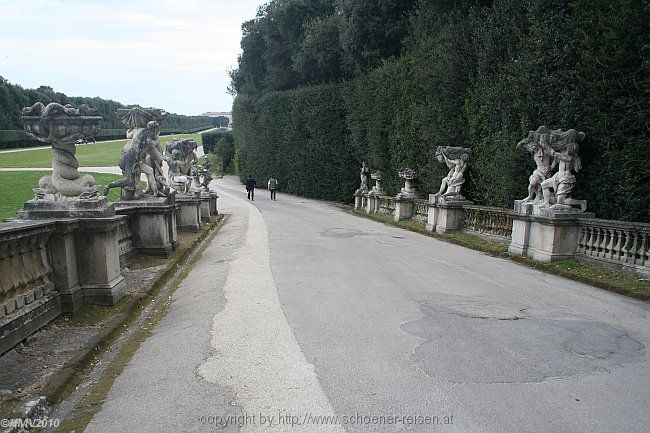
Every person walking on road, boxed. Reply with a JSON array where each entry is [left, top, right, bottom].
[[268, 176, 278, 200], [245, 174, 257, 201]]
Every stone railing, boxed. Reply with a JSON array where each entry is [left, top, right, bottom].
[[0, 221, 60, 354], [378, 196, 396, 215], [413, 199, 428, 223], [118, 218, 135, 269], [463, 205, 513, 242], [576, 219, 650, 276]]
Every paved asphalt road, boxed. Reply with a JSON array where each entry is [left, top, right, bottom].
[[85, 177, 649, 433]]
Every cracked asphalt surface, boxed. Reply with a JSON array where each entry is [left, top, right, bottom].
[[84, 177, 649, 433]]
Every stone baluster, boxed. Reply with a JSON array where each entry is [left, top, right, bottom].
[[639, 233, 650, 267], [605, 229, 615, 260], [614, 229, 625, 262]]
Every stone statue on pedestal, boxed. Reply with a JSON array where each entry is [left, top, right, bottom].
[[355, 161, 370, 195], [435, 146, 471, 200], [104, 108, 169, 200], [22, 102, 102, 200], [164, 139, 202, 194], [518, 126, 586, 211]]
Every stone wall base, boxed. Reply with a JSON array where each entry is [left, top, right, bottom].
[[0, 292, 61, 356]]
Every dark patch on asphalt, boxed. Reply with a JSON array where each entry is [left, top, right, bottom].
[[321, 228, 369, 238], [401, 296, 645, 384]]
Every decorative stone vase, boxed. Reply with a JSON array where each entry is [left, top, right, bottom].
[[397, 168, 417, 198], [22, 102, 102, 198]]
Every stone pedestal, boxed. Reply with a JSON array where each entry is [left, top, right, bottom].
[[394, 197, 414, 221], [208, 192, 219, 216], [426, 194, 472, 234], [365, 194, 380, 214], [509, 202, 594, 262], [76, 217, 126, 306], [50, 220, 83, 312], [199, 193, 215, 222], [353, 191, 364, 211], [17, 196, 115, 219], [176, 195, 202, 232], [115, 195, 177, 258], [508, 201, 533, 256]]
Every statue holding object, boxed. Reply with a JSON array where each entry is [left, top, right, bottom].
[[517, 126, 586, 211], [164, 138, 203, 194], [435, 146, 471, 200], [104, 108, 169, 200]]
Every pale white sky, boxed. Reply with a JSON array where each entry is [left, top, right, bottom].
[[0, 0, 265, 115]]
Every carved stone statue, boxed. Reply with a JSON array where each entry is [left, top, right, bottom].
[[369, 170, 383, 195], [355, 161, 370, 195], [22, 102, 102, 199], [198, 157, 214, 192], [104, 108, 169, 200], [435, 146, 471, 200], [519, 126, 586, 211], [164, 138, 202, 194], [397, 168, 417, 198], [517, 130, 553, 203]]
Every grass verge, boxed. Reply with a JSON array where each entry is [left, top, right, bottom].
[[0, 133, 203, 168], [353, 209, 649, 302], [0, 171, 146, 220]]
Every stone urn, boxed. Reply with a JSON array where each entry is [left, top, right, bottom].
[[397, 168, 417, 198], [370, 170, 383, 195], [22, 102, 102, 198]]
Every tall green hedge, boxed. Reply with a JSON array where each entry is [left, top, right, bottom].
[[232, 0, 649, 222], [235, 84, 358, 201]]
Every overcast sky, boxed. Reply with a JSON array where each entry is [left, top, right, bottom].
[[0, 0, 265, 115]]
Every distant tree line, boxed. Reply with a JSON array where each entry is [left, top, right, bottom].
[[0, 76, 215, 147], [230, 0, 649, 222]]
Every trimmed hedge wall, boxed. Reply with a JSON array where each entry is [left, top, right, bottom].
[[232, 0, 648, 222], [234, 84, 358, 201]]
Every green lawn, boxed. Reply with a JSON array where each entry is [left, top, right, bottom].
[[0, 133, 204, 168], [0, 171, 141, 220]]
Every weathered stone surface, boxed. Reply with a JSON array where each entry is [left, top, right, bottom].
[[394, 197, 413, 221], [76, 217, 126, 306], [509, 207, 595, 262], [106, 108, 169, 200], [397, 168, 418, 199], [164, 139, 203, 194], [0, 220, 60, 355], [517, 126, 587, 212], [22, 102, 102, 198], [175, 195, 202, 232], [115, 195, 177, 258], [435, 146, 471, 201], [17, 195, 115, 219]]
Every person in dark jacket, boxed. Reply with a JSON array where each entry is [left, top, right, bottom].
[[245, 174, 257, 200]]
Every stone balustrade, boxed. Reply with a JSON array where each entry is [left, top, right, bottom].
[[118, 217, 135, 268], [576, 219, 650, 276], [0, 221, 60, 355], [412, 199, 428, 223], [363, 194, 647, 276], [378, 196, 396, 215], [463, 205, 513, 242]]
